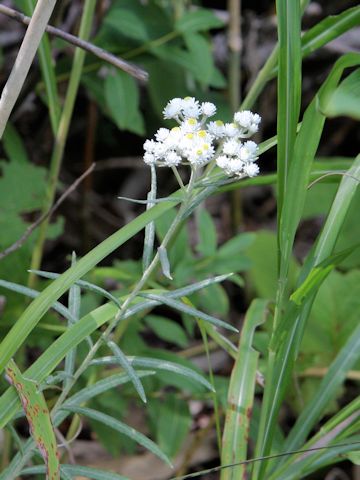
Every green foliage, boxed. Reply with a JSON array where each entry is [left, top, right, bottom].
[[1, 1, 360, 479]]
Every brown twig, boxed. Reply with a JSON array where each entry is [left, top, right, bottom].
[[0, 163, 95, 261], [0, 4, 148, 82]]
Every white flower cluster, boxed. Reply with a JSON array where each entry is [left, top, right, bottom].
[[143, 97, 261, 178]]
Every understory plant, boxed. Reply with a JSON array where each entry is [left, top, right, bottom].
[[0, 1, 360, 480]]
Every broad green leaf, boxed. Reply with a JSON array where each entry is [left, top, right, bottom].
[[2, 123, 29, 164], [246, 231, 299, 300], [196, 208, 217, 257], [104, 8, 149, 41], [105, 70, 144, 135], [143, 315, 188, 348], [183, 33, 214, 85], [221, 300, 268, 480], [60, 406, 172, 466], [5, 360, 59, 480], [348, 451, 360, 465], [175, 8, 224, 33], [148, 394, 192, 458]]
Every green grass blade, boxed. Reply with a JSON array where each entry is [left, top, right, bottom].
[[255, 152, 360, 477], [220, 300, 268, 480], [21, 0, 61, 133], [60, 406, 172, 466], [271, 397, 360, 479], [275, 0, 302, 218], [282, 322, 360, 455], [5, 360, 59, 480], [301, 6, 360, 59]]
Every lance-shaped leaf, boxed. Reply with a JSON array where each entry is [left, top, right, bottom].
[[90, 356, 214, 392], [106, 341, 146, 403], [221, 299, 268, 480], [60, 406, 172, 467], [22, 464, 130, 480], [139, 293, 238, 332]]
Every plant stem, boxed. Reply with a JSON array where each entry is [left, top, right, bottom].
[[28, 0, 97, 286], [0, 0, 58, 138]]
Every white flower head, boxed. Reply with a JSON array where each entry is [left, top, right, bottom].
[[163, 98, 183, 119], [143, 96, 261, 176], [143, 152, 156, 165], [207, 120, 225, 138], [243, 162, 260, 177], [201, 102, 216, 117], [164, 150, 181, 166], [224, 122, 239, 138], [181, 97, 201, 119], [234, 110, 261, 136], [143, 139, 157, 153], [223, 139, 241, 156], [181, 117, 200, 134], [216, 155, 230, 169], [155, 128, 170, 142]]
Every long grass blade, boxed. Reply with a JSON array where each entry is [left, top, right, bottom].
[[221, 300, 268, 480]]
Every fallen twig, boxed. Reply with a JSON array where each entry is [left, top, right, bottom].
[[0, 0, 58, 138], [0, 163, 96, 261], [0, 4, 148, 82]]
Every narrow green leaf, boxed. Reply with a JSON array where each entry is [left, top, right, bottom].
[[301, 6, 360, 59], [64, 253, 81, 389], [62, 371, 153, 410], [90, 356, 214, 392], [0, 279, 76, 324], [158, 246, 172, 280], [60, 406, 172, 467], [107, 341, 146, 403], [142, 164, 157, 271], [139, 293, 238, 333], [30, 269, 122, 308], [22, 464, 130, 480], [221, 300, 268, 480]]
